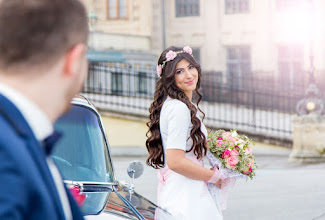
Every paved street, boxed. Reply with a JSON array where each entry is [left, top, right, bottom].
[[110, 147, 325, 220], [103, 115, 325, 220]]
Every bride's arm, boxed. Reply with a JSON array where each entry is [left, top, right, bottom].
[[166, 149, 222, 188]]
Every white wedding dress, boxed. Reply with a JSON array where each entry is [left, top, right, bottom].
[[155, 97, 223, 220]]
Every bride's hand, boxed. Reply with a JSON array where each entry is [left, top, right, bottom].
[[210, 167, 222, 188], [214, 179, 222, 188]]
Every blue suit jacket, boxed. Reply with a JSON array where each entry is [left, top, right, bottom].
[[0, 94, 84, 220]]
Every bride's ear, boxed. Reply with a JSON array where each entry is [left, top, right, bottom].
[[62, 43, 87, 78]]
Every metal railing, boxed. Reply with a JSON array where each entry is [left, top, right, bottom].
[[82, 61, 315, 143]]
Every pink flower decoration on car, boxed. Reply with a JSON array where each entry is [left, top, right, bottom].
[[69, 186, 86, 207], [156, 64, 162, 77], [165, 50, 177, 61], [183, 46, 193, 55]]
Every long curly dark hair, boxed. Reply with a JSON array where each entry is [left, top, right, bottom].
[[146, 46, 206, 169]]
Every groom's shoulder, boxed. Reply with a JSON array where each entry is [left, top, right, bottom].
[[0, 114, 27, 154]]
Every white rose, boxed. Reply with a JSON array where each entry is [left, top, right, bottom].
[[235, 139, 243, 145], [231, 131, 238, 137]]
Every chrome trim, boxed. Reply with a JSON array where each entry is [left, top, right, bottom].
[[64, 180, 119, 193]]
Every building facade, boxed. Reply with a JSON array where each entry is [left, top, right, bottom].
[[154, 0, 325, 88], [81, 0, 154, 52], [80, 0, 158, 98]]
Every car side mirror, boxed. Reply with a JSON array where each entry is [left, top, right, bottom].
[[127, 161, 144, 179], [126, 161, 144, 206]]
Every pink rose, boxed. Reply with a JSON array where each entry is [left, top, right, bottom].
[[165, 50, 177, 61], [228, 137, 236, 143], [245, 148, 253, 155], [216, 140, 225, 147], [234, 146, 240, 150], [230, 150, 239, 156], [205, 138, 212, 147], [222, 132, 231, 139], [247, 159, 252, 167], [156, 65, 162, 77], [226, 156, 239, 169], [222, 149, 231, 159], [243, 167, 253, 175], [217, 137, 223, 140], [183, 46, 193, 55], [222, 132, 231, 136]]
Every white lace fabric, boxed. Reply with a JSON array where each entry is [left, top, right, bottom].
[[206, 151, 246, 211]]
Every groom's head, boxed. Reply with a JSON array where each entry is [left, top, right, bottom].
[[0, 0, 89, 71]]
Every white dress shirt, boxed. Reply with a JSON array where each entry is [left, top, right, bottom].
[[0, 83, 72, 220]]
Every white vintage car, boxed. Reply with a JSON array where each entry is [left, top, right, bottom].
[[51, 96, 172, 220]]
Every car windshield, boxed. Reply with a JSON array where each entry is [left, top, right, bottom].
[[51, 104, 115, 215]]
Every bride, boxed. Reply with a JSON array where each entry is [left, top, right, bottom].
[[146, 46, 223, 219]]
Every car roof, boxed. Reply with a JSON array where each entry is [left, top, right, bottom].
[[71, 95, 98, 113]]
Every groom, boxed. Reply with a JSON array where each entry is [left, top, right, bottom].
[[0, 0, 88, 219]]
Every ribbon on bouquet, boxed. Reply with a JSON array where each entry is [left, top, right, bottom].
[[208, 177, 236, 211], [206, 151, 244, 211]]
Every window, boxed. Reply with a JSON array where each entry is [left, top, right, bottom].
[[176, 0, 200, 17], [226, 46, 251, 87], [225, 0, 249, 14], [278, 45, 303, 88], [111, 72, 123, 94], [276, 0, 303, 11], [138, 72, 147, 94], [108, 0, 128, 19], [192, 48, 201, 64]]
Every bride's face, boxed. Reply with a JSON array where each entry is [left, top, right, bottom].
[[174, 59, 198, 99]]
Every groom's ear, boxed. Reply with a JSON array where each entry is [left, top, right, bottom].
[[62, 43, 87, 78]]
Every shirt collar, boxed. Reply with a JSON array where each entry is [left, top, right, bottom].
[[0, 83, 53, 142]]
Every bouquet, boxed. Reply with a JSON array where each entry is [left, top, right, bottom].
[[205, 129, 257, 211]]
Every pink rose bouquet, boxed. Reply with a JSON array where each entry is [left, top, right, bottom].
[[206, 129, 257, 180], [205, 129, 257, 211]]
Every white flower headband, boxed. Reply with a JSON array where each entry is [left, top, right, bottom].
[[156, 46, 193, 77]]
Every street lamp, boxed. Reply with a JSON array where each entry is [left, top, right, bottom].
[[296, 0, 324, 115], [88, 12, 98, 50]]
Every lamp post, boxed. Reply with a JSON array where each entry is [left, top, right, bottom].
[[296, 0, 324, 115], [88, 12, 98, 50], [290, 0, 325, 163]]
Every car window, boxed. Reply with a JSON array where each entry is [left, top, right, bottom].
[[52, 105, 113, 183], [52, 104, 115, 215]]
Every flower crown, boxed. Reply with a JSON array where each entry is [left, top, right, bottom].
[[156, 46, 193, 77]]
